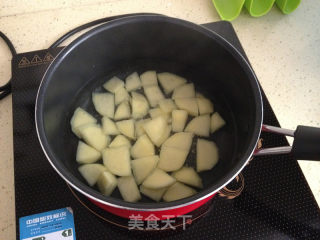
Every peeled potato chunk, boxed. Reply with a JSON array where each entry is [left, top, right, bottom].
[[157, 72, 187, 94], [175, 98, 198, 116], [70, 107, 97, 138], [76, 141, 101, 164], [135, 118, 150, 137], [118, 176, 141, 202], [116, 119, 135, 139], [171, 110, 188, 132], [140, 71, 157, 87], [210, 112, 226, 133], [103, 146, 131, 176], [159, 99, 177, 113], [140, 185, 167, 202], [78, 163, 106, 186], [102, 117, 120, 135], [103, 76, 124, 93], [149, 108, 170, 123], [144, 85, 165, 107], [97, 171, 117, 196], [172, 83, 195, 99], [197, 97, 214, 115], [78, 123, 110, 151], [92, 93, 114, 118], [125, 72, 142, 92], [185, 114, 210, 137], [142, 168, 176, 189], [158, 146, 189, 172], [143, 116, 167, 145], [109, 135, 131, 148], [131, 134, 155, 159], [197, 139, 219, 172], [114, 101, 130, 120], [154, 125, 171, 147], [163, 182, 197, 202], [172, 167, 203, 188], [163, 132, 193, 151], [131, 92, 149, 119], [115, 87, 130, 105], [131, 155, 159, 184]]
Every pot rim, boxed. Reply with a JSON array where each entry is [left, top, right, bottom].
[[35, 15, 263, 211]]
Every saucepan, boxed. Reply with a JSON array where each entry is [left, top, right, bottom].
[[35, 15, 320, 220]]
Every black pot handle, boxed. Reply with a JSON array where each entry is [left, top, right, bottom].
[[254, 125, 320, 160]]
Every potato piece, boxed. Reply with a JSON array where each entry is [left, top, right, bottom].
[[210, 112, 226, 133], [102, 117, 120, 135], [131, 155, 159, 184], [158, 146, 189, 172], [185, 114, 210, 137], [163, 182, 197, 202], [143, 116, 167, 145], [144, 85, 165, 107], [103, 76, 124, 93], [197, 97, 214, 115], [154, 125, 171, 147], [109, 135, 131, 148], [118, 176, 141, 202], [149, 108, 170, 123], [131, 92, 149, 119], [116, 119, 135, 139], [70, 107, 97, 138], [131, 134, 155, 159], [163, 132, 193, 151], [157, 72, 187, 94], [125, 72, 142, 91], [172, 167, 203, 188], [140, 71, 157, 87], [78, 163, 106, 186], [175, 98, 198, 116], [103, 146, 131, 176], [171, 110, 188, 132], [172, 83, 195, 99], [159, 99, 177, 113], [114, 101, 130, 120], [135, 118, 150, 137], [197, 139, 219, 172], [142, 168, 176, 189], [78, 123, 110, 151], [76, 141, 101, 164], [92, 93, 114, 118], [140, 186, 167, 202], [97, 171, 117, 196], [115, 87, 130, 105]]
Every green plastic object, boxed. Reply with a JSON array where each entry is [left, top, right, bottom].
[[244, 0, 275, 17], [211, 0, 245, 21], [276, 0, 301, 14]]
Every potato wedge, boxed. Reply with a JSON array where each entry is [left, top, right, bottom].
[[102, 117, 120, 135], [135, 118, 151, 137], [131, 92, 149, 119], [97, 171, 117, 196], [196, 139, 219, 172], [114, 101, 130, 120], [140, 71, 157, 87], [78, 163, 106, 186], [149, 108, 170, 123], [157, 72, 187, 94], [103, 146, 131, 176], [197, 97, 214, 115], [144, 85, 165, 107], [175, 98, 198, 116], [142, 168, 176, 189], [103, 76, 124, 93], [125, 72, 142, 92], [131, 134, 155, 159], [172, 83, 195, 99], [162, 132, 193, 151], [172, 167, 203, 188], [116, 119, 135, 139], [143, 116, 167, 145], [92, 93, 114, 118], [70, 107, 97, 138], [115, 87, 130, 105], [109, 135, 131, 148], [185, 114, 210, 137], [76, 141, 101, 164], [158, 146, 189, 172], [118, 176, 141, 202], [140, 185, 167, 202], [131, 155, 159, 184], [78, 123, 110, 151], [171, 110, 188, 132], [210, 112, 226, 133], [154, 125, 171, 147], [163, 182, 197, 202], [159, 99, 177, 113]]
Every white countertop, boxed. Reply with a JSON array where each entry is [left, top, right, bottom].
[[0, 0, 319, 238]]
